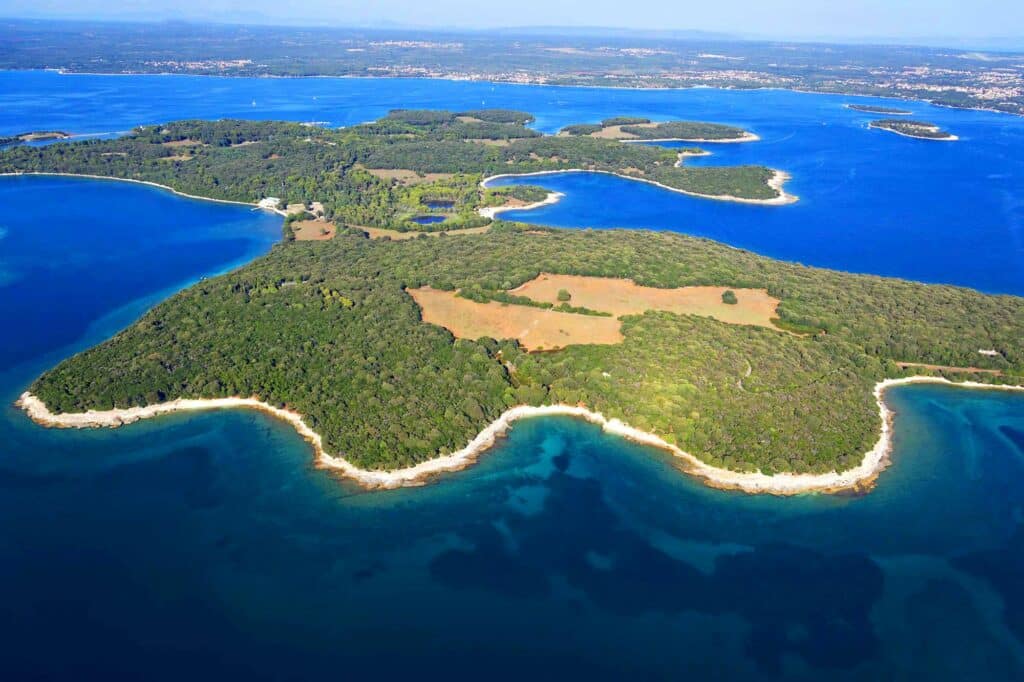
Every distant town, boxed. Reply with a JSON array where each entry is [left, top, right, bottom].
[[2, 19, 1022, 115]]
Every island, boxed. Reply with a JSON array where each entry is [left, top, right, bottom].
[[0, 130, 71, 146], [4, 111, 1021, 495], [869, 118, 958, 140], [0, 109, 793, 223], [560, 117, 758, 142], [846, 104, 912, 115]]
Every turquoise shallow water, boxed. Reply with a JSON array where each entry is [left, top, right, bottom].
[[1, 73, 1024, 679]]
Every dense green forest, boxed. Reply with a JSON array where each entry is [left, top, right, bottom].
[[8, 111, 1018, 477], [559, 118, 749, 141], [559, 124, 604, 136], [29, 225, 1024, 475], [600, 117, 652, 127], [620, 121, 750, 140], [0, 110, 784, 220]]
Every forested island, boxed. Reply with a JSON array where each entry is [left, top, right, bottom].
[[0, 109, 789, 230], [5, 109, 1021, 491], [869, 119, 957, 140], [0, 130, 71, 147], [17, 223, 1023, 484], [560, 117, 755, 141], [846, 104, 912, 115]]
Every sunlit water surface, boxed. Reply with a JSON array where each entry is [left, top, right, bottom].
[[1, 73, 1024, 679]]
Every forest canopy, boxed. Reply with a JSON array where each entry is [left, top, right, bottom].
[[26, 225, 1024, 475], [0, 109, 784, 228]]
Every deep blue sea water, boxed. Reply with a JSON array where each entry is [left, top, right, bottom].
[[2, 70, 1022, 293], [1, 72, 1024, 679]]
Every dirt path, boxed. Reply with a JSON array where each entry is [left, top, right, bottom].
[[896, 362, 1003, 375]]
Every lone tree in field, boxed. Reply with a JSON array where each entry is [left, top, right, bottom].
[[722, 290, 738, 305], [557, 289, 572, 302]]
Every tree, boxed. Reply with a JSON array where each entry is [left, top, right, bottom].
[[722, 290, 738, 305]]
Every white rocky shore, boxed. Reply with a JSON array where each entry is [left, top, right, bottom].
[[479, 161, 797, 207], [17, 376, 1023, 494]]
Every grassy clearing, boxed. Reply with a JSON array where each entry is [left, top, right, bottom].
[[512, 274, 784, 330], [292, 220, 336, 241], [409, 287, 624, 351]]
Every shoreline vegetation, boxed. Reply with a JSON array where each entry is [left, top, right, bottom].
[[0, 130, 71, 146], [845, 103, 912, 115], [868, 119, 958, 141], [6, 114, 1020, 493], [561, 117, 759, 143], [18, 376, 1024, 494], [477, 189, 564, 219], [0, 111, 790, 218], [480, 164, 797, 207], [0, 171, 288, 215], [621, 133, 758, 143], [16, 224, 1022, 484]]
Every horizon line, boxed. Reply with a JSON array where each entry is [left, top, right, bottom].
[[2, 15, 1023, 54]]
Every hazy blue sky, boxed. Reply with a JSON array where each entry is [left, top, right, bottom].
[[2, 0, 1023, 42]]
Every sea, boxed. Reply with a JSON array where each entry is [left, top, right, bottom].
[[1, 70, 1024, 679]]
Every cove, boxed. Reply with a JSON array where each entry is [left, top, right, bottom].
[[0, 175, 280, 370], [1, 75, 1024, 678], [1, 71, 1022, 293], [0, 177, 1022, 678]]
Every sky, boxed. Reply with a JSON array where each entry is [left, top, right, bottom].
[[2, 0, 1023, 44]]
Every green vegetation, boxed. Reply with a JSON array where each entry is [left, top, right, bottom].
[[9, 110, 1013, 478], [557, 289, 572, 302], [722, 290, 738, 305], [482, 185, 549, 206], [870, 119, 954, 140], [27, 225, 1023, 475], [385, 109, 457, 126], [457, 285, 612, 317], [0, 130, 71, 147], [560, 124, 603, 136], [620, 121, 749, 140], [847, 104, 912, 115], [0, 111, 786, 216], [560, 118, 750, 142], [458, 109, 536, 125], [601, 117, 652, 127]]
